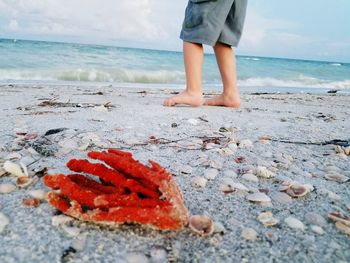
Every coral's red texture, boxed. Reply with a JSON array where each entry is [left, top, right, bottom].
[[44, 149, 188, 230]]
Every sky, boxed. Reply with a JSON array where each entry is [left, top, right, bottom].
[[0, 0, 349, 62]]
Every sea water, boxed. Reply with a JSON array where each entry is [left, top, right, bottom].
[[1, 39, 349, 93]]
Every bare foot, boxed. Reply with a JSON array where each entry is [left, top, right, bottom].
[[204, 93, 241, 108], [163, 91, 203, 107]]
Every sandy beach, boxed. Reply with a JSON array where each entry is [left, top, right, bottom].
[[0, 84, 349, 263]]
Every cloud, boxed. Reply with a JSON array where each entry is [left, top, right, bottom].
[[7, 19, 19, 31]]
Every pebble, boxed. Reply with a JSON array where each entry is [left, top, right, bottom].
[[305, 212, 327, 227], [284, 216, 305, 231], [241, 173, 259, 183], [241, 228, 258, 241], [204, 169, 218, 180], [0, 212, 10, 233], [0, 183, 16, 194], [191, 177, 208, 188], [255, 166, 274, 178], [311, 225, 324, 235]]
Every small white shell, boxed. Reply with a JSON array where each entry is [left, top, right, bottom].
[[284, 216, 305, 230], [191, 177, 208, 188], [310, 225, 324, 235], [258, 211, 279, 227], [187, 118, 199, 125], [5, 152, 22, 160], [52, 215, 74, 226], [204, 169, 218, 180], [62, 225, 81, 237], [246, 192, 271, 203], [241, 227, 258, 241], [238, 139, 253, 148], [189, 215, 214, 236], [0, 183, 16, 194], [223, 170, 237, 178], [3, 160, 26, 177], [28, 189, 47, 200], [324, 173, 349, 183], [0, 212, 10, 233], [255, 166, 274, 178], [16, 176, 35, 188], [241, 173, 259, 182]]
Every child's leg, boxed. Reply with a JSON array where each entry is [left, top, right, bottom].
[[204, 42, 241, 108], [163, 41, 204, 107]]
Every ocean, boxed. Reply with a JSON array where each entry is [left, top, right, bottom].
[[1, 39, 349, 93]]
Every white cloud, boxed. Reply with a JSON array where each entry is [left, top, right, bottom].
[[7, 19, 19, 31]]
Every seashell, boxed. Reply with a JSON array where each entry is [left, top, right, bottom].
[[3, 160, 26, 177], [284, 216, 305, 231], [16, 176, 35, 188], [324, 173, 349, 183], [305, 212, 326, 227], [227, 142, 238, 151], [187, 118, 199, 125], [335, 222, 350, 236], [28, 189, 47, 200], [52, 215, 74, 226], [328, 211, 350, 226], [218, 148, 235, 156], [241, 173, 259, 183], [93, 105, 109, 112], [246, 192, 271, 203], [286, 184, 309, 198], [71, 234, 88, 251], [180, 165, 192, 175], [124, 253, 149, 263], [191, 177, 207, 188], [310, 225, 324, 235], [220, 178, 249, 192], [0, 212, 10, 233], [213, 221, 226, 234], [0, 183, 16, 194], [241, 227, 258, 241], [335, 145, 345, 154], [62, 225, 81, 237], [204, 169, 218, 180], [150, 246, 168, 263], [255, 166, 274, 178], [223, 170, 237, 178], [22, 198, 41, 207], [5, 152, 22, 160], [189, 215, 214, 236], [258, 211, 279, 227], [238, 139, 253, 148], [20, 161, 29, 177], [344, 146, 350, 156], [0, 168, 7, 177]]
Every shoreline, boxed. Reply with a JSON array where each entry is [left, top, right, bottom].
[[0, 84, 349, 262]]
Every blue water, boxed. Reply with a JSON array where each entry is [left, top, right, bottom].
[[1, 39, 350, 92]]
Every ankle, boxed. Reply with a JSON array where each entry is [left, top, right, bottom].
[[185, 88, 202, 96]]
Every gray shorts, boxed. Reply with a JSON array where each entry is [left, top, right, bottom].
[[180, 0, 247, 47]]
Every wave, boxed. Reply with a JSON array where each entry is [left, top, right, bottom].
[[0, 69, 349, 90], [238, 77, 350, 90], [330, 63, 342, 66]]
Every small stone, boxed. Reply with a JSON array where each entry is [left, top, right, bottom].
[[204, 169, 218, 180], [241, 173, 259, 182], [0, 183, 16, 194], [285, 216, 305, 231], [241, 228, 258, 241], [311, 225, 324, 235], [0, 212, 10, 233], [191, 177, 208, 188]]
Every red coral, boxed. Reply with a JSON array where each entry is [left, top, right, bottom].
[[44, 149, 188, 230]]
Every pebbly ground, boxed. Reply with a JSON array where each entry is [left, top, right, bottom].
[[0, 84, 349, 263]]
